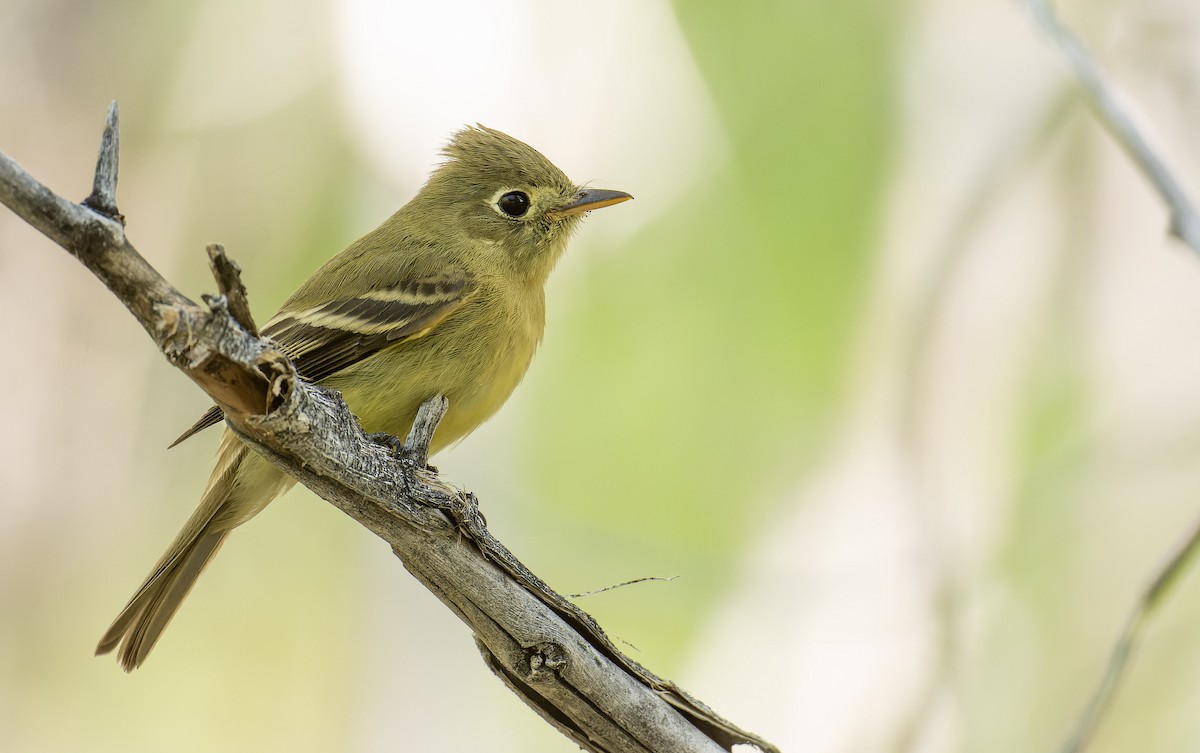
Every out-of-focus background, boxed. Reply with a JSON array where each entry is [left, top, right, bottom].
[[3, 0, 1200, 751]]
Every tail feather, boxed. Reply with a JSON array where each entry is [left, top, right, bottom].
[[97, 431, 293, 670], [97, 532, 227, 671]]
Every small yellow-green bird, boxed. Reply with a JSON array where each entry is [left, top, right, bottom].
[[96, 126, 631, 670]]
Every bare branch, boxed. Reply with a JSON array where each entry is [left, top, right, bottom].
[[1023, 0, 1200, 253], [0, 106, 777, 753]]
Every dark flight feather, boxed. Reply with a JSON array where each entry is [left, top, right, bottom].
[[168, 274, 473, 447]]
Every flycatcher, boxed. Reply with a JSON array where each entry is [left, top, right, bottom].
[[97, 126, 631, 670]]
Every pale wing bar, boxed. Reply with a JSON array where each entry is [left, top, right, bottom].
[[168, 276, 473, 447]]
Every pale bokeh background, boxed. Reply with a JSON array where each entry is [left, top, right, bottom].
[[4, 1, 1200, 751]]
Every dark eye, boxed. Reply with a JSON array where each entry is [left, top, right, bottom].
[[496, 191, 530, 218]]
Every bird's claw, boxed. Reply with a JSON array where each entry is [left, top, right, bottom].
[[368, 431, 404, 455], [368, 431, 438, 473]]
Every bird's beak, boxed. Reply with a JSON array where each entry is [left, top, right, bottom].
[[547, 188, 633, 219]]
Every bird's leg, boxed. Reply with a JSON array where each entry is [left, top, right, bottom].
[[368, 395, 448, 472], [400, 395, 448, 471], [368, 430, 439, 473]]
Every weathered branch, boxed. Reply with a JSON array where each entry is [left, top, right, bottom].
[[0, 105, 778, 753]]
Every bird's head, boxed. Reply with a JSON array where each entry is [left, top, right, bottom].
[[418, 125, 631, 282]]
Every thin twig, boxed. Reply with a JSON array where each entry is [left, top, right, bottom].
[[569, 576, 679, 599], [1057, 517, 1200, 753], [1023, 0, 1200, 253]]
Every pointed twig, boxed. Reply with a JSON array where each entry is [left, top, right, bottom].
[[1023, 0, 1200, 254], [206, 243, 259, 337], [82, 100, 122, 224], [0, 103, 191, 334]]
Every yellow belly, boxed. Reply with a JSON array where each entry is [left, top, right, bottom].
[[325, 284, 543, 456]]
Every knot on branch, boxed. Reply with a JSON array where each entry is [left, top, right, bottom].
[[526, 642, 567, 681], [155, 302, 206, 366], [254, 348, 294, 414], [153, 293, 297, 421]]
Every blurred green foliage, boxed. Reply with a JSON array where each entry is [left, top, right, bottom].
[[528, 0, 901, 661]]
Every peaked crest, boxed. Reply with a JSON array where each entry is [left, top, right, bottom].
[[435, 125, 575, 195]]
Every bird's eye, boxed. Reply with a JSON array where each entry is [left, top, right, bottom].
[[496, 191, 531, 218]]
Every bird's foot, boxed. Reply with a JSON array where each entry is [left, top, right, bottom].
[[368, 431, 438, 473], [368, 431, 403, 454]]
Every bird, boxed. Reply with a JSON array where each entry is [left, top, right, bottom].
[[96, 125, 631, 670]]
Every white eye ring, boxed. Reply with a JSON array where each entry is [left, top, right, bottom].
[[492, 189, 531, 218]]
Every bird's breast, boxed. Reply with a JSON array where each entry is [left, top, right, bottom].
[[330, 281, 544, 455]]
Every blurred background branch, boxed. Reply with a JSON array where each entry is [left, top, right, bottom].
[[1024, 0, 1200, 252], [1057, 517, 1200, 753], [1020, 2, 1200, 750]]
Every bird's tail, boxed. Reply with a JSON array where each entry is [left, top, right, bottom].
[[96, 431, 292, 671]]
